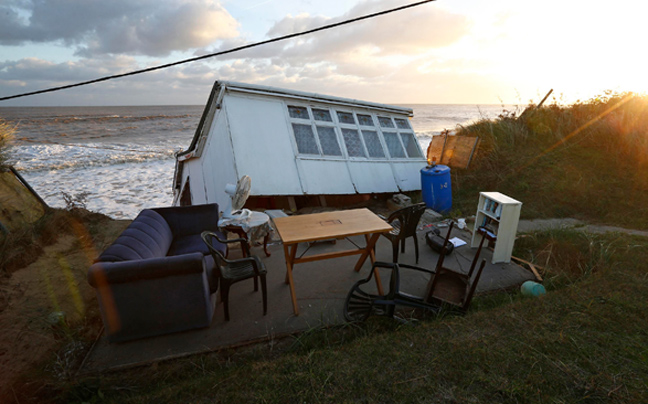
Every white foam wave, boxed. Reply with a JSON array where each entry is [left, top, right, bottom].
[[8, 143, 180, 172]]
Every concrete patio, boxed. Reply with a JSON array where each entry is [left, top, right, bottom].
[[80, 224, 535, 374]]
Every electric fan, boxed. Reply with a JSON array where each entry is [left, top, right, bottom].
[[222, 175, 252, 219]]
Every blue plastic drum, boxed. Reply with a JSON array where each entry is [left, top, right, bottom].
[[421, 164, 452, 213]]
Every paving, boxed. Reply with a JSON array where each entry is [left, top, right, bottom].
[[80, 223, 535, 374]]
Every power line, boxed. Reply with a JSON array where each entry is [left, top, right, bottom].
[[0, 0, 436, 102]]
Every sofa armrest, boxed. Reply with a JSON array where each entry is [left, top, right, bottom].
[[88, 252, 205, 287], [153, 203, 220, 238]]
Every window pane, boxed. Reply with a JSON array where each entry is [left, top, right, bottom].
[[316, 126, 342, 156], [292, 123, 319, 154], [378, 116, 395, 128], [288, 106, 309, 119], [312, 108, 332, 122], [384, 132, 405, 158], [357, 114, 374, 127], [342, 128, 365, 157], [337, 111, 356, 125], [362, 130, 385, 158], [401, 132, 423, 158], [395, 118, 411, 129]]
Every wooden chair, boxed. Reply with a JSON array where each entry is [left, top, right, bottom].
[[424, 222, 493, 313], [201, 231, 268, 321], [343, 223, 492, 321], [380, 202, 427, 263]]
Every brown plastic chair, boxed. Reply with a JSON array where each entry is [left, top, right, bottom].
[[424, 222, 493, 312], [201, 231, 267, 321], [380, 202, 427, 263]]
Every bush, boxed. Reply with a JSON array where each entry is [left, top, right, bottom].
[[452, 91, 648, 227], [0, 119, 15, 168]]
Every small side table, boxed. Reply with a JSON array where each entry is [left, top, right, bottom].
[[220, 211, 272, 257]]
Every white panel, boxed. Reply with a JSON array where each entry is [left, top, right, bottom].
[[391, 161, 425, 191], [296, 159, 355, 194], [348, 162, 399, 193], [199, 107, 238, 210], [184, 159, 207, 204], [225, 94, 303, 195]]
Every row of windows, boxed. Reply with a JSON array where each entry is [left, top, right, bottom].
[[287, 105, 423, 160]]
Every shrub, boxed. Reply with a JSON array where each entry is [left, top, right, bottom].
[[0, 119, 15, 168]]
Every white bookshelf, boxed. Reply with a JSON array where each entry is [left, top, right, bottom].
[[470, 192, 522, 264]]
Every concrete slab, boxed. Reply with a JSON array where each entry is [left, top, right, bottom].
[[80, 226, 534, 374]]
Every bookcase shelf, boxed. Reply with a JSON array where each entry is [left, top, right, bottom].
[[470, 192, 522, 264]]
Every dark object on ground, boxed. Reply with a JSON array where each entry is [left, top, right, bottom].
[[87, 204, 227, 343], [425, 223, 492, 312], [202, 231, 267, 321], [343, 261, 440, 322], [425, 227, 454, 255], [380, 202, 427, 263], [344, 223, 493, 322]]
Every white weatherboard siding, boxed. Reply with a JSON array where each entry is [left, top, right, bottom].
[[392, 161, 425, 190], [296, 159, 355, 194], [201, 109, 237, 207], [225, 94, 302, 196], [347, 161, 399, 193]]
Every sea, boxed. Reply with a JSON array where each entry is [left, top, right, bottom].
[[0, 104, 512, 220]]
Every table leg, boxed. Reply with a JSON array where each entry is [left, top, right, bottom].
[[362, 234, 384, 296], [354, 233, 381, 272], [263, 232, 271, 257], [283, 243, 300, 315]]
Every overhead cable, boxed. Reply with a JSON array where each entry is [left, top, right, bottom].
[[0, 0, 436, 102]]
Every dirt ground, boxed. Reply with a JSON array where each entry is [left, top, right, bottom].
[[0, 219, 129, 402]]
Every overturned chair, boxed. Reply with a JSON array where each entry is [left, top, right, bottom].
[[344, 222, 491, 321]]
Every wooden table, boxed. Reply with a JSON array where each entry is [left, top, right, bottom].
[[273, 208, 393, 315]]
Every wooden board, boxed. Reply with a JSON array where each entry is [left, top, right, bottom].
[[426, 133, 480, 169]]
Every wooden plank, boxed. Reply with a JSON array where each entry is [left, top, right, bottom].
[[426, 136, 446, 165], [426, 133, 480, 169], [293, 248, 363, 264], [511, 255, 544, 282], [450, 136, 479, 169]]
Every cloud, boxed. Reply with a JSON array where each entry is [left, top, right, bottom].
[[0, 0, 239, 56]]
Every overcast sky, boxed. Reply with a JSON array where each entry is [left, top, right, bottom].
[[0, 0, 644, 106]]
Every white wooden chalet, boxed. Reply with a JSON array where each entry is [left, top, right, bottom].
[[172, 81, 426, 210]]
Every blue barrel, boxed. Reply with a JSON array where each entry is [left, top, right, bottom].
[[421, 164, 452, 213]]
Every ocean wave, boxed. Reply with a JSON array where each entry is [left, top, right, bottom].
[[7, 143, 179, 172]]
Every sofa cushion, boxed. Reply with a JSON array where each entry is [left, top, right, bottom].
[[98, 210, 173, 262], [168, 230, 227, 257]]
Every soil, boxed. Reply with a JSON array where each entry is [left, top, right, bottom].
[[0, 217, 129, 402]]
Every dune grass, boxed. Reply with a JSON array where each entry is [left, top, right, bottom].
[[452, 91, 648, 228]]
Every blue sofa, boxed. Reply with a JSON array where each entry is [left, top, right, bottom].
[[87, 203, 227, 343]]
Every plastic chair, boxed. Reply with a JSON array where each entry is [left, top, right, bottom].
[[201, 231, 268, 321], [344, 261, 441, 322], [380, 202, 427, 263]]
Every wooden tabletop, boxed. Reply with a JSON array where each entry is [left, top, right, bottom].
[[273, 208, 393, 244]]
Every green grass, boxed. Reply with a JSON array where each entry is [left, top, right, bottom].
[[58, 231, 648, 403]]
